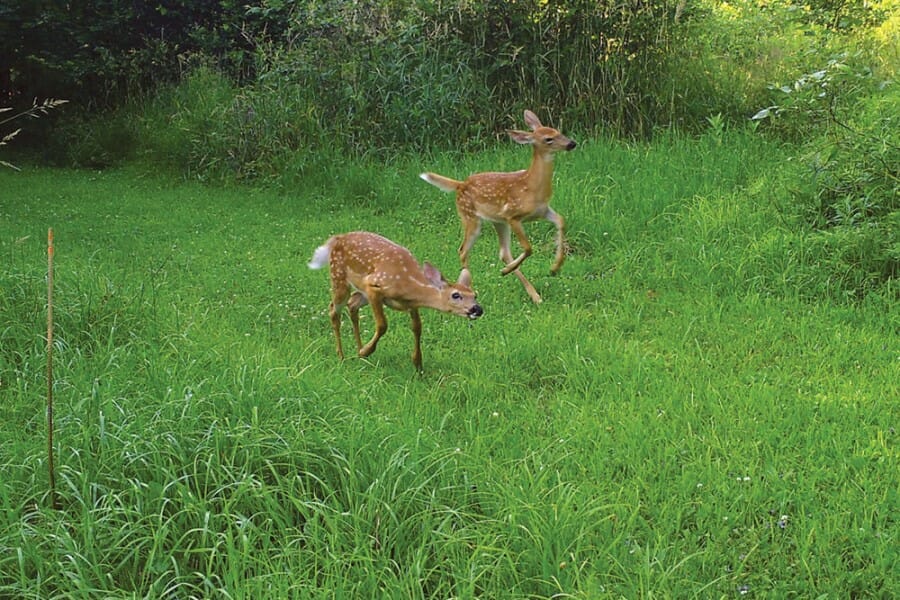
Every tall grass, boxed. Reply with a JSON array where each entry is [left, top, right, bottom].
[[1, 129, 897, 597]]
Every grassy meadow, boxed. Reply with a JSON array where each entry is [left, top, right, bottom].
[[1, 130, 897, 598]]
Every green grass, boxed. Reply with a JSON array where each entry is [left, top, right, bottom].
[[1, 130, 897, 598]]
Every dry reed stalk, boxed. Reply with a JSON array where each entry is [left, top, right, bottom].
[[47, 228, 57, 510]]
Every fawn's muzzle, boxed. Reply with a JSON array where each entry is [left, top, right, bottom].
[[566, 141, 577, 151], [468, 304, 484, 319]]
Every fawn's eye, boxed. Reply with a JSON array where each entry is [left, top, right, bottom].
[[545, 137, 555, 144], [451, 292, 462, 300]]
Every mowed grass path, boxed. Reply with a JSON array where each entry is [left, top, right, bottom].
[[1, 132, 897, 598]]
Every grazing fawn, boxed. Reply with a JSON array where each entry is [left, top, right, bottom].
[[419, 109, 576, 304], [308, 231, 483, 372]]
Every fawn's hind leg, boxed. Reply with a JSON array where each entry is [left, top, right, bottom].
[[493, 222, 542, 304], [347, 292, 368, 352]]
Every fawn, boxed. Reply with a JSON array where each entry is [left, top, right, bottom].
[[308, 231, 483, 371], [419, 109, 576, 304]]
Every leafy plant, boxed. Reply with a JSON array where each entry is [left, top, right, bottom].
[[753, 53, 898, 296], [755, 55, 897, 220]]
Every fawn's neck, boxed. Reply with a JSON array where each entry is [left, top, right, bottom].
[[387, 276, 444, 310], [525, 148, 555, 199]]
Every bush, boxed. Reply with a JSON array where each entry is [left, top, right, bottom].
[[743, 17, 899, 299], [754, 215, 900, 302], [136, 64, 241, 180], [764, 59, 898, 229], [802, 90, 898, 229], [30, 0, 897, 208]]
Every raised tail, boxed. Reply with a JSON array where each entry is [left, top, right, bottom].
[[419, 172, 462, 193], [307, 237, 335, 270]]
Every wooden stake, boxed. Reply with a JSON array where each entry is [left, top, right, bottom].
[[47, 228, 57, 510]]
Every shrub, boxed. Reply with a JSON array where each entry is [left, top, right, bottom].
[[758, 58, 898, 228], [754, 53, 899, 299]]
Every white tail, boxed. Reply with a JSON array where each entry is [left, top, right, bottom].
[[307, 240, 333, 269], [420, 109, 576, 304], [308, 231, 483, 371], [419, 172, 457, 193]]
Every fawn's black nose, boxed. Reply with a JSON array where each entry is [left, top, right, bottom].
[[468, 304, 484, 319], [566, 140, 577, 150]]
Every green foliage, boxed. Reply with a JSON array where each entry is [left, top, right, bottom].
[[654, 0, 897, 130], [144, 64, 244, 179], [47, 112, 136, 169], [0, 0, 257, 106], [659, 1, 812, 129], [800, 0, 895, 31], [231, 0, 684, 153], [751, 51, 899, 294], [245, 10, 494, 167], [106, 0, 686, 176], [425, 0, 677, 136], [45, 0, 892, 162], [8, 0, 898, 168], [800, 88, 899, 229], [753, 51, 885, 138], [12, 0, 897, 303], [5, 0, 687, 152]]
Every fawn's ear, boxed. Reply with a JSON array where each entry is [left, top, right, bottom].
[[507, 129, 534, 145], [523, 110, 542, 130], [423, 263, 446, 288], [457, 268, 472, 288]]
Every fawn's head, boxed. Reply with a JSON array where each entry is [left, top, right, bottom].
[[423, 264, 483, 320], [507, 109, 576, 155]]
